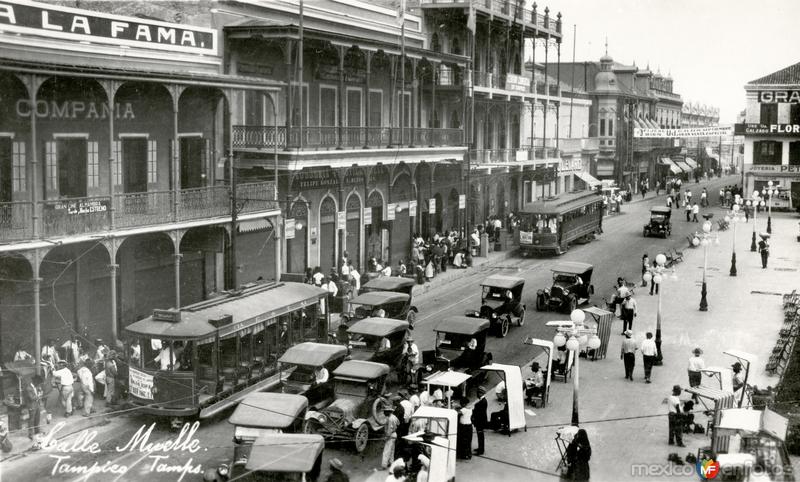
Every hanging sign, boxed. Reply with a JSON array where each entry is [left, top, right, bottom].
[[285, 218, 296, 239], [363, 208, 372, 225], [459, 194, 466, 209], [129, 368, 154, 400], [408, 200, 417, 217], [387, 203, 396, 220], [337, 211, 346, 230], [429, 198, 436, 214]]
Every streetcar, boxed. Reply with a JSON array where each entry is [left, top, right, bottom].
[[517, 190, 603, 256], [124, 281, 329, 426]]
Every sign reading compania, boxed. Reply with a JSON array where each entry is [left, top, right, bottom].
[[0, 0, 217, 54], [634, 127, 733, 138], [758, 91, 800, 104]]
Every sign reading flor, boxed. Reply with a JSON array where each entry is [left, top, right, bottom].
[[734, 124, 800, 136], [634, 127, 733, 138], [0, 0, 217, 55]]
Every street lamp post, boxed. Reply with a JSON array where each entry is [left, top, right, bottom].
[[763, 181, 777, 234], [748, 192, 763, 252], [725, 202, 744, 276], [549, 310, 601, 426], [694, 216, 719, 312], [642, 253, 675, 365]]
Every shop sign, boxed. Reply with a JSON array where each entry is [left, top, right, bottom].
[[0, 0, 217, 55], [291, 168, 338, 191], [129, 367, 153, 400], [238, 62, 274, 78], [343, 168, 366, 186], [337, 211, 346, 230], [429, 198, 436, 214], [285, 218, 295, 239], [408, 200, 417, 217], [47, 198, 109, 215], [634, 126, 732, 138], [759, 91, 800, 104], [560, 158, 582, 173], [387, 203, 396, 220], [16, 100, 135, 120], [363, 208, 372, 225], [734, 123, 800, 136], [458, 194, 466, 209], [747, 164, 800, 174]]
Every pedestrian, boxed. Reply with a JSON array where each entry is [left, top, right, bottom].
[[666, 195, 673, 209], [684, 200, 692, 222], [93, 338, 109, 365], [700, 188, 708, 207], [655, 180, 661, 196], [312, 266, 324, 286], [564, 428, 592, 481], [386, 465, 406, 482], [325, 458, 349, 482], [524, 362, 545, 403], [381, 406, 400, 469], [641, 332, 657, 383], [416, 454, 430, 482], [744, 204, 750, 222], [641, 254, 650, 287], [620, 330, 637, 381], [41, 338, 60, 376], [456, 397, 473, 459], [61, 336, 81, 367], [719, 188, 725, 206], [76, 360, 94, 416], [691, 202, 700, 222], [758, 235, 770, 269], [104, 351, 118, 405], [687, 348, 705, 401], [53, 360, 75, 417], [667, 385, 685, 447], [14, 344, 32, 361], [472, 386, 488, 455], [23, 375, 43, 439], [621, 292, 637, 333]]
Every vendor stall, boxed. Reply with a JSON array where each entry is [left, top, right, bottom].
[[423, 371, 472, 409], [1, 361, 37, 431], [716, 408, 792, 481], [582, 307, 613, 360], [481, 363, 526, 434], [522, 338, 554, 407], [683, 386, 737, 453]]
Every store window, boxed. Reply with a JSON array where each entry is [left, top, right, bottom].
[[369, 91, 382, 126], [753, 141, 782, 165], [789, 141, 800, 166], [760, 104, 778, 125], [599, 119, 606, 137], [320, 86, 337, 127], [47, 138, 89, 198]]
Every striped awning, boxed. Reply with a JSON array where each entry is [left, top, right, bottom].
[[684, 157, 698, 169], [238, 218, 272, 233], [659, 158, 682, 174], [684, 386, 737, 453], [574, 171, 602, 188]]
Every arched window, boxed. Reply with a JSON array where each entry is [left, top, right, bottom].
[[431, 33, 441, 53]]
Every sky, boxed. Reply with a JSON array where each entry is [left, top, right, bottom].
[[543, 0, 800, 123]]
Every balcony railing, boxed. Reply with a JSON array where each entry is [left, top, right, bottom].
[[1, 182, 277, 243], [420, 0, 562, 35], [232, 126, 464, 150]]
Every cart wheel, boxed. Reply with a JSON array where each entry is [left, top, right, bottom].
[[303, 419, 323, 435], [498, 318, 509, 338], [517, 307, 526, 326], [353, 423, 370, 453], [536, 294, 546, 311]]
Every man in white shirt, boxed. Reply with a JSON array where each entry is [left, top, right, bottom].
[[76, 360, 94, 417], [41, 339, 60, 375], [640, 332, 658, 383], [155, 346, 178, 371], [324, 277, 338, 297], [667, 385, 685, 446], [524, 362, 545, 402], [687, 347, 705, 401], [312, 269, 325, 286], [378, 337, 391, 352], [130, 340, 141, 366], [403, 338, 420, 366], [53, 360, 75, 417], [381, 263, 392, 277], [348, 263, 361, 293], [61, 337, 81, 366]]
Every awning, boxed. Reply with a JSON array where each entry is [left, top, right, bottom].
[[674, 161, 693, 173], [238, 218, 271, 233], [683, 157, 698, 169], [659, 158, 682, 174], [574, 171, 601, 188]]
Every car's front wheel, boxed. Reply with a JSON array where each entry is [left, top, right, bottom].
[[536, 294, 547, 311], [568, 296, 578, 313], [498, 317, 510, 338], [354, 423, 369, 453], [517, 307, 526, 326]]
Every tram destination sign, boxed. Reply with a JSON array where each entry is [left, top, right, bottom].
[[0, 0, 217, 55]]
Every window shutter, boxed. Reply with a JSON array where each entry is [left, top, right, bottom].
[[112, 140, 122, 186], [202, 138, 211, 184], [87, 141, 99, 188], [12, 141, 26, 192], [147, 140, 157, 184], [45, 141, 58, 192]]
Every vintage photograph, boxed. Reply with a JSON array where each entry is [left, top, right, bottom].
[[1, 0, 799, 480]]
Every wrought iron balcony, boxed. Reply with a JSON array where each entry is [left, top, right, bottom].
[[420, 0, 562, 36], [232, 126, 464, 150], [0, 182, 277, 243]]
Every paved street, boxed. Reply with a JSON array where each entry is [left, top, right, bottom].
[[9, 174, 797, 482]]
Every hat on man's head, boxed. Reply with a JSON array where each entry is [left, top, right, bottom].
[[329, 458, 344, 470], [732, 362, 743, 371], [693, 347, 703, 355], [477, 386, 487, 395], [531, 362, 540, 371], [672, 384, 682, 395], [56, 360, 68, 366], [95, 338, 103, 344]]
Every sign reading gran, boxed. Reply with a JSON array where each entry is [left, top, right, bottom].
[[0, 0, 217, 55]]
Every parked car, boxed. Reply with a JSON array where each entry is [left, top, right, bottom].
[[303, 360, 392, 453], [204, 433, 324, 481], [276, 342, 348, 409], [643, 206, 672, 238], [341, 291, 413, 325], [465, 275, 526, 337], [360, 276, 419, 324], [347, 317, 409, 369], [536, 262, 594, 313]]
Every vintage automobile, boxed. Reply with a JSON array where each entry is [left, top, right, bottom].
[[466, 275, 526, 337], [204, 433, 324, 482], [276, 342, 348, 410], [204, 392, 314, 481], [418, 316, 493, 396], [341, 291, 414, 325], [346, 317, 409, 369], [360, 276, 419, 322], [536, 262, 594, 313], [643, 206, 673, 238], [303, 360, 391, 453]]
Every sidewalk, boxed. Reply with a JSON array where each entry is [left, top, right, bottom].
[[458, 210, 800, 481]]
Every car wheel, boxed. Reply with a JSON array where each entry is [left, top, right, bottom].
[[354, 423, 369, 453], [568, 296, 577, 313], [498, 318, 509, 338], [536, 294, 546, 311], [303, 419, 323, 435], [518, 307, 526, 326], [406, 310, 416, 326]]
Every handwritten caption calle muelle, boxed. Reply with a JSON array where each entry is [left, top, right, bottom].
[[42, 421, 204, 481]]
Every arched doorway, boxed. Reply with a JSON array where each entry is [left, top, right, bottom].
[[319, 196, 337, 274], [345, 193, 362, 269], [496, 183, 506, 218], [117, 233, 176, 327], [391, 173, 412, 266], [366, 191, 384, 264], [433, 192, 443, 233], [447, 188, 460, 233], [287, 201, 308, 274]]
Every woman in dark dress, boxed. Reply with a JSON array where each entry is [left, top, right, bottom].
[[565, 428, 591, 481]]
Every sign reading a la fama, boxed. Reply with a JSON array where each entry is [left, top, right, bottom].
[[0, 0, 217, 55]]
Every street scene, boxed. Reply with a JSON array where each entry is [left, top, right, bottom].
[[2, 1, 800, 482]]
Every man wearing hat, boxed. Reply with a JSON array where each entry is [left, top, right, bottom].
[[687, 348, 705, 400], [104, 350, 118, 405], [758, 234, 770, 269], [620, 331, 638, 381], [667, 385, 685, 446], [93, 338, 109, 364], [472, 386, 488, 456], [76, 359, 95, 417], [325, 458, 349, 482], [731, 362, 745, 393], [52, 360, 75, 417], [524, 362, 545, 403], [381, 405, 400, 469]]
